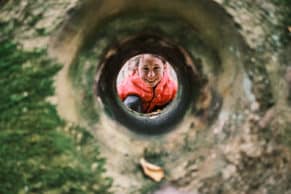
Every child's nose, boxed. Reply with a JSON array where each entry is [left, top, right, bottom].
[[148, 71, 155, 78]]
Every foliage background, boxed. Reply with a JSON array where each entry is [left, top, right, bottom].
[[0, 19, 112, 194]]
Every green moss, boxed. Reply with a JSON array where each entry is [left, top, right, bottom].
[[69, 50, 100, 124], [272, 0, 291, 46], [143, 148, 168, 167], [138, 182, 162, 194], [279, 122, 291, 147]]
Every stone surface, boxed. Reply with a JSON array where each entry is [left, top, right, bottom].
[[1, 0, 291, 194]]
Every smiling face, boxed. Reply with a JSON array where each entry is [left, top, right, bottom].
[[138, 54, 166, 87]]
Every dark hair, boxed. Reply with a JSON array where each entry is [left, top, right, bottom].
[[139, 54, 166, 64]]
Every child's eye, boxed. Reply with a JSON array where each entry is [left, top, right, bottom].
[[154, 66, 160, 71], [143, 67, 149, 71]]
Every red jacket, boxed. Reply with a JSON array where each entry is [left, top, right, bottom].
[[118, 71, 177, 113]]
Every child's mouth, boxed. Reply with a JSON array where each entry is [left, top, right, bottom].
[[147, 79, 156, 83]]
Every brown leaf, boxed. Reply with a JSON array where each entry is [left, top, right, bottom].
[[140, 158, 164, 182]]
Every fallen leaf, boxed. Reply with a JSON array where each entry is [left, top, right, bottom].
[[140, 158, 164, 182]]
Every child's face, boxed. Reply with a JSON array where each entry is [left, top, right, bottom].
[[138, 55, 165, 87]]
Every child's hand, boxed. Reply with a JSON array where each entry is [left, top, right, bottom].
[[147, 109, 161, 116]]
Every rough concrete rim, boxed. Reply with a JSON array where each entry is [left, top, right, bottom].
[[48, 0, 265, 193]]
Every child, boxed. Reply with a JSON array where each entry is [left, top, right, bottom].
[[117, 54, 178, 113]]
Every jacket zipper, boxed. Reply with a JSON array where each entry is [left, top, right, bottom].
[[145, 86, 156, 113]]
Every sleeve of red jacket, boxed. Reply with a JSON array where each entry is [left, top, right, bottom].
[[117, 79, 140, 101]]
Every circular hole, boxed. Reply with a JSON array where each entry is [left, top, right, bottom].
[[96, 34, 203, 135], [116, 54, 178, 116]]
